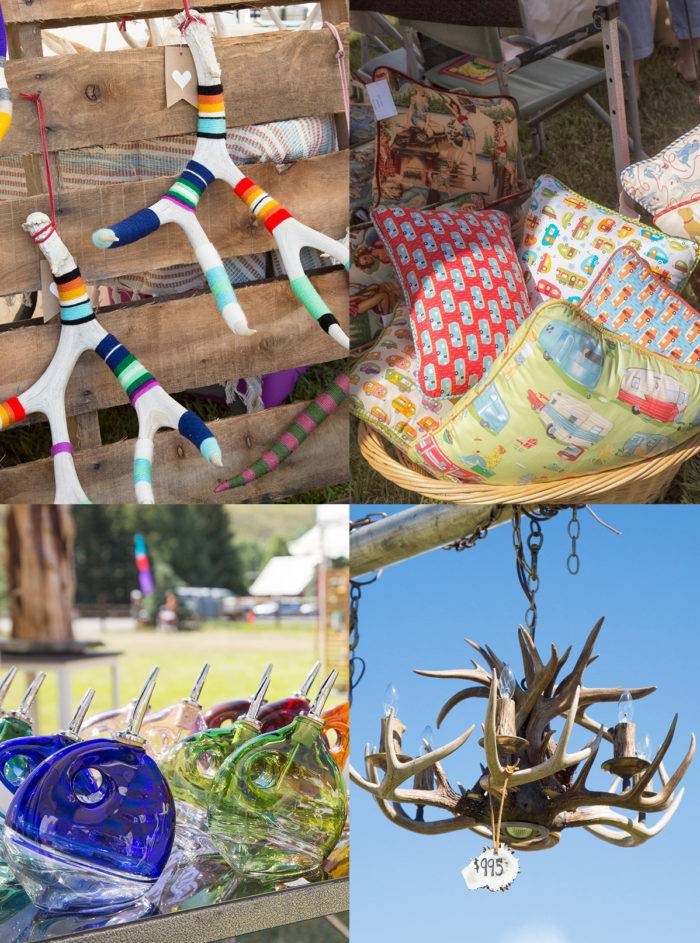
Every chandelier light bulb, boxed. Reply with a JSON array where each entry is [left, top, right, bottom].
[[384, 683, 399, 717], [498, 664, 516, 700], [420, 725, 434, 753], [618, 689, 634, 724]]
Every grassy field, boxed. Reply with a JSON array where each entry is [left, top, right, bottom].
[[18, 621, 347, 735], [351, 41, 700, 504]]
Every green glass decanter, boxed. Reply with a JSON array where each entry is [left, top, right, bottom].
[[207, 670, 347, 882], [0, 673, 45, 743], [159, 667, 271, 853]]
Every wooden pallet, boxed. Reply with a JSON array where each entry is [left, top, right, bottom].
[[0, 0, 349, 503]]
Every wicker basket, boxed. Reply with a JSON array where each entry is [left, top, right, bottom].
[[358, 421, 700, 504]]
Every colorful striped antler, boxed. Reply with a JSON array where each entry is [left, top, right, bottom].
[[92, 9, 349, 349], [0, 2, 12, 141]]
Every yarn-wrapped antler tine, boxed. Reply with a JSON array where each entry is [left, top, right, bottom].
[[20, 212, 222, 503], [0, 3, 11, 141], [93, 9, 348, 349]]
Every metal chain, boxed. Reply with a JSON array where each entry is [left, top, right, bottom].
[[511, 506, 562, 638], [444, 504, 504, 551], [348, 513, 387, 704], [567, 506, 582, 575]]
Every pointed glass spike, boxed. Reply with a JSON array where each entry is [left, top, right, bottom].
[[203, 664, 273, 728], [498, 664, 516, 700], [309, 669, 337, 718], [618, 689, 634, 724], [118, 667, 159, 744], [185, 664, 210, 706], [65, 689, 96, 740], [0, 667, 17, 713], [16, 672, 47, 722], [208, 695, 348, 881], [383, 682, 399, 716], [298, 661, 322, 697], [244, 672, 272, 723]]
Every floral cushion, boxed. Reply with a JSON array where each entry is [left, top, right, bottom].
[[372, 204, 530, 398], [580, 246, 700, 365], [410, 299, 700, 485], [372, 67, 525, 209], [519, 175, 698, 308], [620, 125, 700, 244], [349, 306, 456, 453]]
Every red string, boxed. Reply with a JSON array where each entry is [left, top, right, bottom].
[[323, 22, 350, 134], [19, 91, 56, 228], [118, 16, 133, 32], [179, 0, 206, 33]]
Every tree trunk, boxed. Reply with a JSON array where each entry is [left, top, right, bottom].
[[6, 506, 76, 642]]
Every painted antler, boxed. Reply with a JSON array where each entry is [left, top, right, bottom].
[[0, 213, 222, 503], [353, 620, 693, 851], [92, 9, 349, 349], [0, 2, 11, 142]]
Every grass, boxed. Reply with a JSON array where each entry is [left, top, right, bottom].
[[17, 621, 347, 735], [351, 39, 700, 504]]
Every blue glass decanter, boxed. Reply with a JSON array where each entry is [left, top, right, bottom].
[[160, 667, 271, 854], [2, 668, 175, 914], [0, 688, 95, 826], [0, 674, 46, 744]]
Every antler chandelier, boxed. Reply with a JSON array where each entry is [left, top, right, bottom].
[[351, 619, 695, 852]]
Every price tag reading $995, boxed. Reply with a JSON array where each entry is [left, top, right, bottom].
[[462, 845, 519, 893]]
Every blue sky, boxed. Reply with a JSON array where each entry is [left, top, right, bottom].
[[350, 505, 698, 943]]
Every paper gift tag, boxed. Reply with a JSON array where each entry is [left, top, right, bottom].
[[40, 260, 60, 322], [165, 44, 198, 108], [366, 79, 398, 121], [462, 845, 519, 893]]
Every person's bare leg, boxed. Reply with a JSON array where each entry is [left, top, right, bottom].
[[675, 38, 699, 81]]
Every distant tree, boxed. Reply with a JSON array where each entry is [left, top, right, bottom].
[[267, 534, 290, 559]]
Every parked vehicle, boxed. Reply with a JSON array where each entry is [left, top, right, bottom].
[[537, 319, 604, 390], [617, 368, 689, 423], [470, 383, 510, 433], [531, 390, 612, 449]]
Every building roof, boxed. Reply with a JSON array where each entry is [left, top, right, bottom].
[[249, 555, 317, 597]]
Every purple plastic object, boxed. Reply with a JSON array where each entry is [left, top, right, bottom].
[[237, 367, 308, 410]]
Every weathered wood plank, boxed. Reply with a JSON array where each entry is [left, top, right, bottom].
[[0, 25, 349, 157], [2, 1, 285, 27], [0, 269, 348, 414], [0, 149, 348, 293], [0, 399, 350, 503]]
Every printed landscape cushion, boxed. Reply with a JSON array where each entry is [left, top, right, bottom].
[[519, 174, 698, 308], [410, 299, 700, 485], [349, 306, 456, 453], [580, 246, 700, 365], [620, 125, 700, 244], [372, 67, 525, 209], [372, 204, 531, 398]]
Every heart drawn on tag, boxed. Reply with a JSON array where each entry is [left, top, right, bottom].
[[172, 69, 192, 91]]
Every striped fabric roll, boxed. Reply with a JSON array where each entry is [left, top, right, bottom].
[[234, 176, 291, 235], [197, 83, 226, 139], [95, 334, 158, 404], [55, 268, 95, 325], [214, 374, 349, 493]]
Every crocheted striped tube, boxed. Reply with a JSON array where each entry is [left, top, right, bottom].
[[164, 159, 214, 213], [0, 2, 11, 142], [95, 334, 158, 403], [55, 268, 95, 325], [197, 83, 226, 139], [213, 373, 348, 493], [0, 396, 25, 431]]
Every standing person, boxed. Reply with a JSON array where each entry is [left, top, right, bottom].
[[618, 0, 655, 96]]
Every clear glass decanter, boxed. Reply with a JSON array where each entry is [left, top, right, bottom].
[[203, 663, 272, 728], [0, 667, 18, 718], [140, 663, 210, 760], [0, 689, 94, 826], [159, 668, 271, 854], [2, 668, 175, 914], [256, 661, 321, 732], [0, 674, 46, 744], [207, 670, 348, 882]]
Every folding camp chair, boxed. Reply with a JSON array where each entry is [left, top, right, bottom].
[[351, 0, 644, 213]]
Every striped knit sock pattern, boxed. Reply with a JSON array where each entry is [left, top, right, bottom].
[[214, 374, 349, 492]]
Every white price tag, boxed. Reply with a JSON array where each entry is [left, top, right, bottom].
[[462, 845, 519, 893], [365, 79, 398, 121]]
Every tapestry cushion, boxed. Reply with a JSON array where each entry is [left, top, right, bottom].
[[409, 299, 700, 485], [372, 204, 531, 397], [372, 67, 525, 209], [519, 174, 698, 308], [349, 306, 456, 452], [620, 124, 700, 244], [579, 246, 700, 365]]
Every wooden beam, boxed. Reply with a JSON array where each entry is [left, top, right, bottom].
[[0, 399, 350, 503], [1, 24, 349, 156], [2, 1, 281, 27], [0, 149, 348, 293], [0, 269, 348, 415]]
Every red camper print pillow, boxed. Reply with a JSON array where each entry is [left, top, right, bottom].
[[372, 205, 531, 398]]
